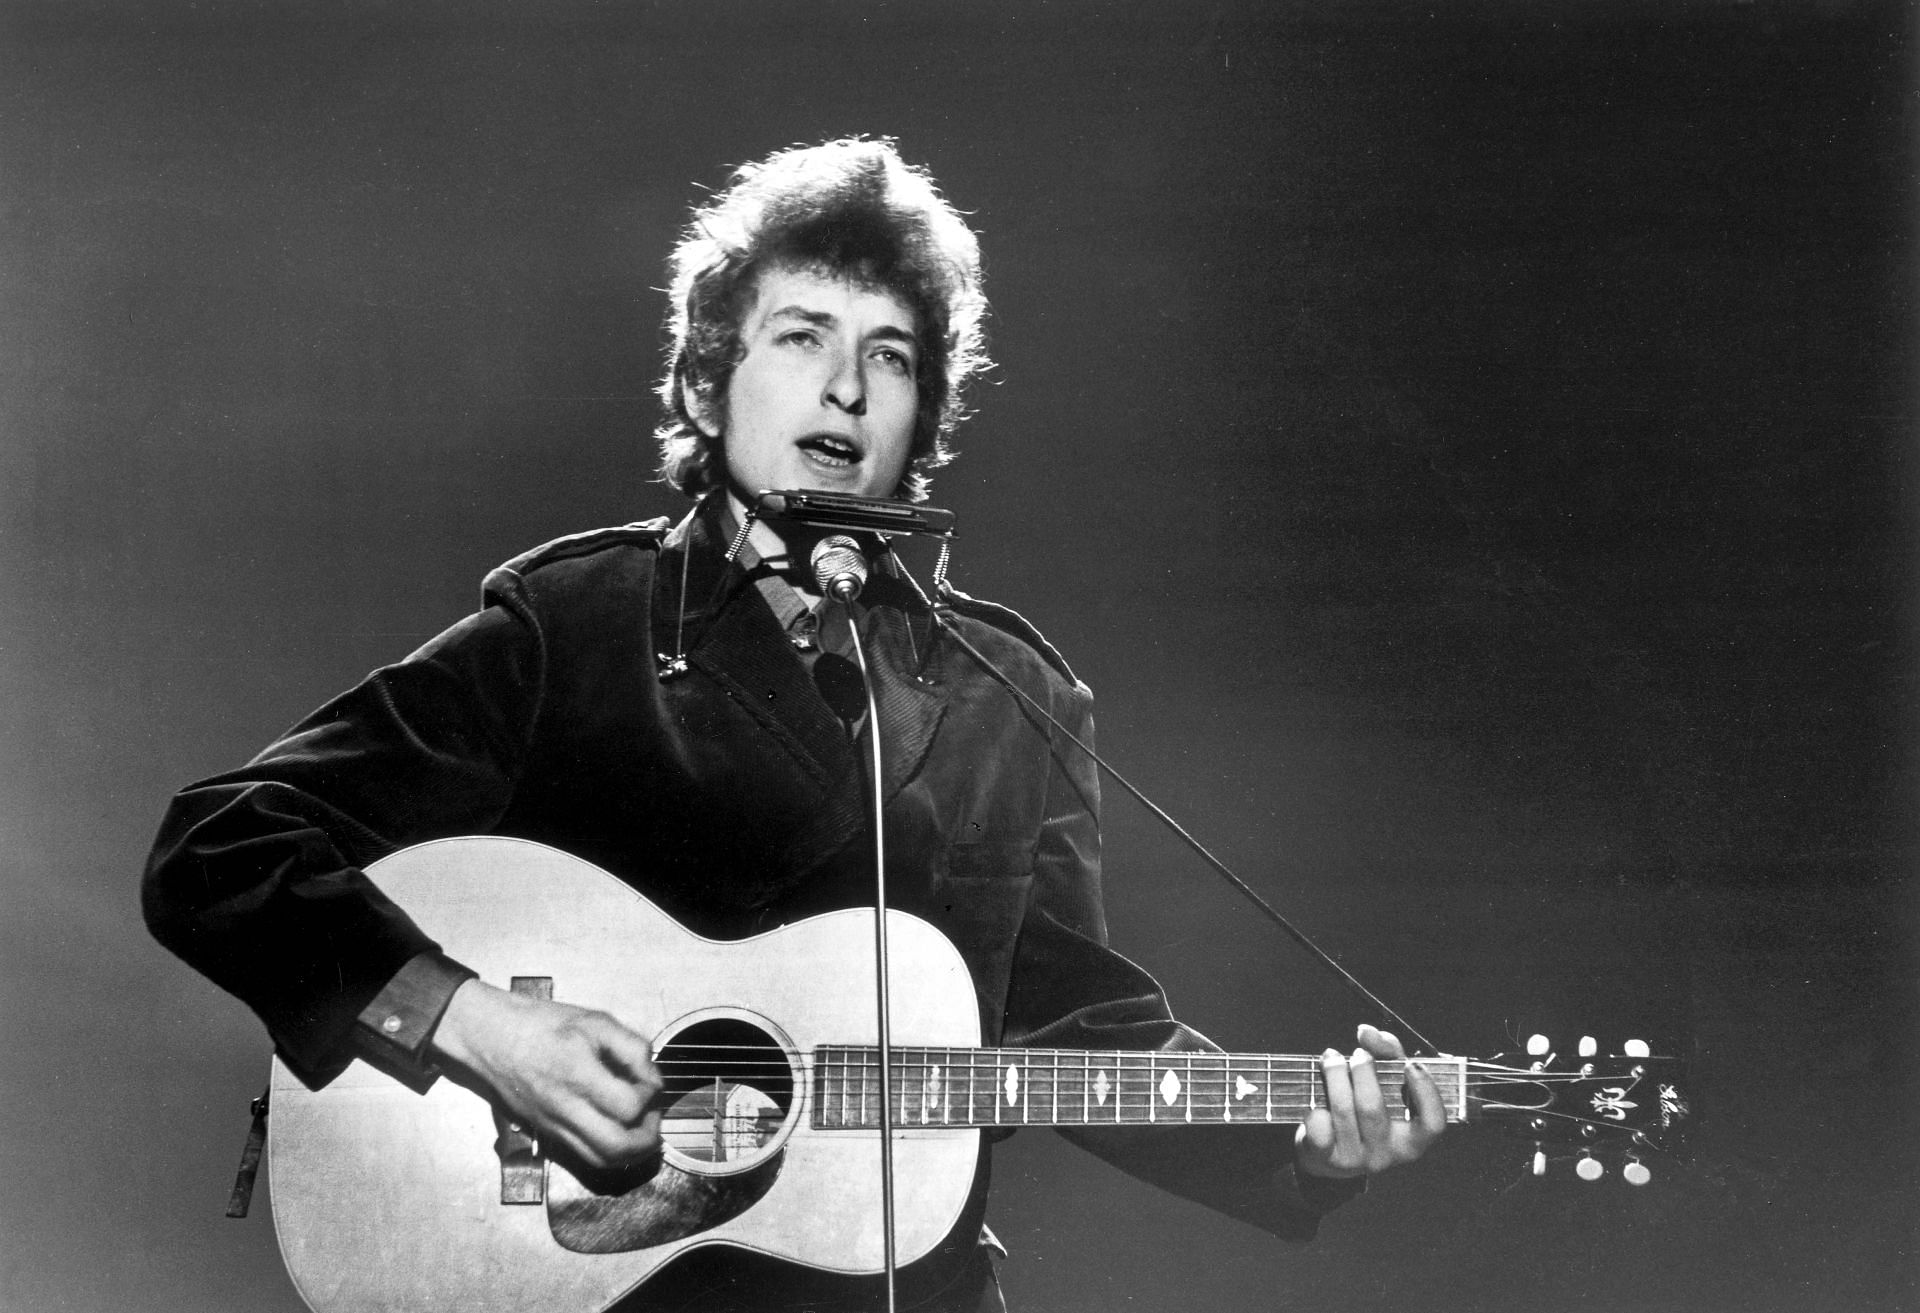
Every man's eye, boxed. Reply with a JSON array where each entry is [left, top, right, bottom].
[[873, 347, 915, 373], [778, 329, 820, 348]]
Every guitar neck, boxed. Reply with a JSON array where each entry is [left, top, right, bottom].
[[811, 1046, 1470, 1130]]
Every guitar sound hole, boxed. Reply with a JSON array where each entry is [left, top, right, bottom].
[[654, 1016, 796, 1172]]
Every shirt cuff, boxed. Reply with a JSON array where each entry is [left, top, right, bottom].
[[351, 951, 478, 1093]]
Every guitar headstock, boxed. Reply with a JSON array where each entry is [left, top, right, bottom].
[[1466, 1033, 1690, 1185]]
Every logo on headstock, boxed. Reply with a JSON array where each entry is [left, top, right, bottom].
[[1590, 1086, 1640, 1122]]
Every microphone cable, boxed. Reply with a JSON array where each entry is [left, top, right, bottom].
[[923, 588, 1442, 1058]]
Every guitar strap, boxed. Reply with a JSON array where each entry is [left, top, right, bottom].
[[223, 1087, 269, 1219]]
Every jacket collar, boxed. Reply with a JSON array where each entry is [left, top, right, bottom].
[[654, 496, 950, 867]]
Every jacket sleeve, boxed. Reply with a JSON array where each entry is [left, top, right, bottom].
[[141, 594, 543, 1088], [1001, 675, 1361, 1240]]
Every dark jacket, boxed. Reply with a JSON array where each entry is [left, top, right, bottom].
[[144, 498, 1343, 1309]]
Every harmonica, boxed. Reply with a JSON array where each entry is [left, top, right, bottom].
[[754, 489, 956, 538]]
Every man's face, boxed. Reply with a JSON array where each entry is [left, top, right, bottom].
[[710, 265, 921, 501]]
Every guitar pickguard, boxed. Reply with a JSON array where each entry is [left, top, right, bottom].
[[546, 1151, 785, 1256]]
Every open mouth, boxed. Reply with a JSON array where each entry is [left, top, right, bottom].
[[796, 434, 862, 468]]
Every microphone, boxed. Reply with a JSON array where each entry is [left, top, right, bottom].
[[810, 534, 868, 604]]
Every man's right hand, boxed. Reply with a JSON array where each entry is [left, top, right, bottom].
[[429, 979, 663, 1170]]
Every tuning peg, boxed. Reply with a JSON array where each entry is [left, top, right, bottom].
[[1623, 1038, 1650, 1058], [1526, 1033, 1555, 1071], [1623, 1157, 1652, 1187], [1532, 1149, 1547, 1178], [1578, 1035, 1597, 1058], [1576, 1154, 1605, 1182]]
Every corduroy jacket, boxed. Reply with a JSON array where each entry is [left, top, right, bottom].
[[144, 496, 1348, 1310]]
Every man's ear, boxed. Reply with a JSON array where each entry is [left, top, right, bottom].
[[681, 376, 721, 438]]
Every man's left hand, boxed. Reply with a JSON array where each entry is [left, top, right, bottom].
[[1294, 1023, 1445, 1179]]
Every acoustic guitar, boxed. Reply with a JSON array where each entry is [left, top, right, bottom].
[[265, 837, 1685, 1312]]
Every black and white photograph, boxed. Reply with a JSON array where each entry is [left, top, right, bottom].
[[2, 3, 1911, 1310]]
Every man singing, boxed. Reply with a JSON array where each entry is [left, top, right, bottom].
[[145, 137, 1441, 1312]]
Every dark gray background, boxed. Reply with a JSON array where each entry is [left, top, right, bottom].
[[2, 2, 1912, 1309]]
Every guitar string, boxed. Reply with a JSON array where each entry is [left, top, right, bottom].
[[657, 1066, 1628, 1103], [659, 1046, 1626, 1080], [657, 1041, 1665, 1066], [656, 1052, 1631, 1092], [656, 1048, 1647, 1106]]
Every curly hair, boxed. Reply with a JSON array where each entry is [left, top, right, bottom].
[[654, 138, 989, 502]]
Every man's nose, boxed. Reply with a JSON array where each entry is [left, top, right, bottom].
[[823, 355, 867, 416]]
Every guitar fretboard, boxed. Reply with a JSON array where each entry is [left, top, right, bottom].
[[811, 1047, 1468, 1129]]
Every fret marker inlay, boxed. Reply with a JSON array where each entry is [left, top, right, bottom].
[[1093, 1071, 1110, 1106], [1159, 1069, 1181, 1106], [1235, 1075, 1257, 1101], [1003, 1064, 1020, 1107]]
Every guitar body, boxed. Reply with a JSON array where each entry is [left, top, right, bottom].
[[268, 837, 984, 1313]]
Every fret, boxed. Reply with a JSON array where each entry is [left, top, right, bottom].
[[1219, 1055, 1257, 1124], [897, 1050, 918, 1126], [1059, 1049, 1087, 1124], [817, 1044, 833, 1128], [1020, 1053, 1052, 1128], [814, 1047, 825, 1127], [814, 1047, 827, 1127], [1215, 1053, 1229, 1124], [814, 1047, 826, 1127], [1003, 1056, 1024, 1123], [1150, 1059, 1170, 1122], [838, 1046, 849, 1127], [1082, 1052, 1113, 1121], [834, 1045, 848, 1127], [1117, 1052, 1153, 1124]]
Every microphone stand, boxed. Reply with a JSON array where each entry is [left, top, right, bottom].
[[815, 538, 899, 1313], [847, 610, 899, 1313]]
